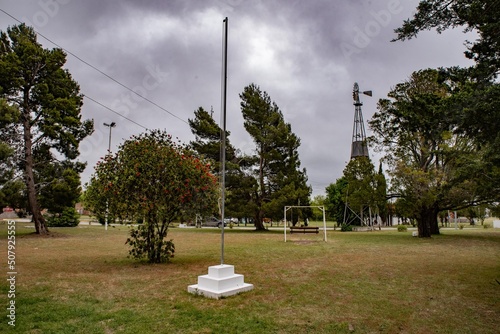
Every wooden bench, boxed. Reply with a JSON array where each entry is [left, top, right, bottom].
[[289, 226, 319, 234]]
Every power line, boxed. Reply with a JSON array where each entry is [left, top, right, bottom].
[[83, 95, 149, 130], [0, 8, 188, 125]]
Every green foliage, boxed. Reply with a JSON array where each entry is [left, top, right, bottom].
[[85, 130, 218, 263], [342, 157, 378, 224], [0, 24, 93, 234], [310, 194, 327, 221], [393, 0, 499, 79], [46, 207, 80, 227], [126, 224, 175, 263], [188, 106, 256, 220], [189, 85, 312, 230], [239, 84, 311, 228], [0, 179, 25, 210], [0, 99, 19, 196], [340, 223, 353, 232], [369, 69, 493, 237], [397, 225, 408, 232], [40, 167, 83, 214], [325, 177, 349, 224], [390, 2, 500, 237]]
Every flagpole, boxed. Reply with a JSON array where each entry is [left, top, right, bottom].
[[188, 17, 253, 298], [220, 17, 228, 265]]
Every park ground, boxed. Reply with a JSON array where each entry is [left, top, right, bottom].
[[0, 219, 499, 333]]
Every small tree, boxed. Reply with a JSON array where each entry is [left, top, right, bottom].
[[85, 130, 218, 263], [325, 177, 350, 225], [342, 157, 377, 226]]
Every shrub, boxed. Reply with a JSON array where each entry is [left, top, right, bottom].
[[397, 225, 408, 232], [46, 207, 80, 227], [459, 224, 465, 230], [483, 223, 492, 229], [126, 224, 175, 263], [340, 223, 353, 232], [98, 216, 114, 225]]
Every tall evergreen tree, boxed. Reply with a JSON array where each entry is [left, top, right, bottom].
[[240, 84, 311, 229], [188, 107, 257, 222], [0, 24, 93, 234]]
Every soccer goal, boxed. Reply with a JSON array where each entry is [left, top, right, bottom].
[[283, 206, 327, 242]]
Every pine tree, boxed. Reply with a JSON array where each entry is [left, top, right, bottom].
[[0, 24, 93, 234], [188, 107, 257, 222], [240, 84, 311, 229]]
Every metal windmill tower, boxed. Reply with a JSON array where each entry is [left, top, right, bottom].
[[350, 82, 371, 159], [343, 83, 373, 227]]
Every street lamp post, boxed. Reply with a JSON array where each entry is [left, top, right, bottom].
[[103, 122, 116, 231], [103, 122, 116, 153]]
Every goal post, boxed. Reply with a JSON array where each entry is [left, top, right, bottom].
[[283, 205, 327, 242]]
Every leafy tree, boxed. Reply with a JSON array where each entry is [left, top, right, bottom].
[[393, 0, 500, 204], [85, 130, 218, 263], [369, 69, 490, 237], [342, 157, 378, 226], [240, 84, 311, 229], [393, 0, 499, 79], [325, 177, 349, 225], [0, 24, 93, 234], [310, 194, 327, 221]]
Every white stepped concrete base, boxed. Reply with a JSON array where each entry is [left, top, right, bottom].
[[188, 264, 253, 299]]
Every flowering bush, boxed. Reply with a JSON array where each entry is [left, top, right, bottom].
[[85, 130, 218, 263]]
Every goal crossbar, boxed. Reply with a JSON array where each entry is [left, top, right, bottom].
[[283, 206, 327, 242]]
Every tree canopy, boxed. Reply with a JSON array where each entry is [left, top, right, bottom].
[[0, 24, 93, 233], [85, 130, 218, 263], [188, 106, 257, 223], [369, 69, 496, 236], [389, 0, 500, 234], [393, 0, 500, 79], [188, 86, 311, 230], [240, 84, 311, 229]]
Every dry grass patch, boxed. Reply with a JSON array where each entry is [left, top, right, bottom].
[[0, 222, 499, 333]]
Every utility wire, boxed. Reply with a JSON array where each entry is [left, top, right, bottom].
[[83, 95, 149, 130], [0, 8, 188, 125]]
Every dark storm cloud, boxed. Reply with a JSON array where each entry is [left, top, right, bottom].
[[0, 0, 475, 196]]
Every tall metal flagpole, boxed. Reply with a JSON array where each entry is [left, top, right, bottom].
[[220, 17, 228, 265], [188, 17, 252, 299]]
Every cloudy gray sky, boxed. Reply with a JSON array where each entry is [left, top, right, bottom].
[[1, 0, 476, 197]]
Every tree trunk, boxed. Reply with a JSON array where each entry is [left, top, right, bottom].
[[417, 206, 439, 238], [22, 102, 48, 235], [254, 210, 265, 230], [430, 214, 440, 235], [254, 145, 266, 231]]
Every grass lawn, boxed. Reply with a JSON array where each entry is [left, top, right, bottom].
[[1, 221, 499, 333]]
